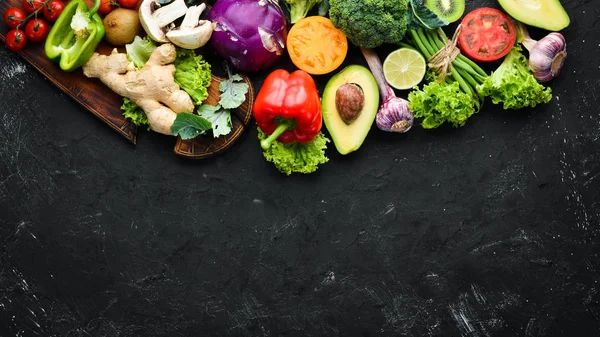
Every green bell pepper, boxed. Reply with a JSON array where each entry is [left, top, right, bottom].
[[44, 0, 104, 72]]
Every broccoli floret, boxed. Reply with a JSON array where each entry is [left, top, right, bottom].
[[283, 0, 322, 23], [329, 0, 409, 48]]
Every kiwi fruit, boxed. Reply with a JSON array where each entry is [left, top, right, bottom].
[[425, 0, 465, 23], [103, 8, 143, 47]]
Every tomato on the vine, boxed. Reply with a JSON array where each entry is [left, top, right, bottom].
[[117, 0, 138, 9], [5, 29, 27, 52], [457, 7, 516, 62], [3, 7, 26, 29], [98, 0, 117, 15], [42, 0, 65, 22], [25, 18, 49, 42], [22, 0, 45, 14]]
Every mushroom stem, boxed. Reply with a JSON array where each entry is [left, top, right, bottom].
[[164, 3, 213, 49], [180, 4, 205, 29], [152, 0, 188, 28]]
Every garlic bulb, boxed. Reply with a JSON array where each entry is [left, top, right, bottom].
[[375, 97, 413, 133], [360, 47, 414, 133], [518, 22, 567, 83]]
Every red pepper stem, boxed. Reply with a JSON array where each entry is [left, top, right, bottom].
[[260, 123, 291, 150]]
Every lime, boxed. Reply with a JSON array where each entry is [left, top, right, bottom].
[[382, 48, 427, 90]]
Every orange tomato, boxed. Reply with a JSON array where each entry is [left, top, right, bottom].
[[286, 16, 348, 75]]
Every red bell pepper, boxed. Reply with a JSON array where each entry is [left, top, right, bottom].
[[253, 69, 322, 150]]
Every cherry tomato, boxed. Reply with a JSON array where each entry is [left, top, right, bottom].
[[22, 0, 45, 14], [286, 16, 348, 75], [98, 0, 117, 15], [3, 7, 26, 29], [25, 18, 49, 42], [117, 0, 138, 9], [5, 29, 27, 52], [42, 0, 65, 22], [457, 7, 516, 62]]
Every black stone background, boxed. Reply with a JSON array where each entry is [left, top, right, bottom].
[[1, 0, 599, 336]]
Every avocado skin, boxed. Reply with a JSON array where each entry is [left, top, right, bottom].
[[322, 65, 380, 155], [497, 0, 570, 31]]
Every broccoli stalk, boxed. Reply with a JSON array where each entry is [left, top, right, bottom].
[[282, 0, 322, 23]]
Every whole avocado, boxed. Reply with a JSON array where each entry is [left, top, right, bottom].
[[329, 0, 409, 48]]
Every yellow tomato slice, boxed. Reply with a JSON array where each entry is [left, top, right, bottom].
[[286, 16, 348, 75]]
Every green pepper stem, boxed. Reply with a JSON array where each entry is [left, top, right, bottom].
[[88, 0, 101, 18], [260, 122, 291, 150]]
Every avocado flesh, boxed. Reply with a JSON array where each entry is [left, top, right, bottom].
[[322, 65, 379, 155], [498, 0, 570, 31]]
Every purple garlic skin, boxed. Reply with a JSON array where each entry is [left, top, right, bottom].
[[375, 97, 414, 133], [360, 47, 414, 133], [528, 32, 567, 83]]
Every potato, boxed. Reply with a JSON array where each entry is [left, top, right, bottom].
[[103, 8, 143, 47]]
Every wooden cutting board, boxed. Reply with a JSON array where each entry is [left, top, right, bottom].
[[0, 0, 254, 159]]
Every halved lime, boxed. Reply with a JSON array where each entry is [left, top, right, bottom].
[[383, 48, 427, 90]]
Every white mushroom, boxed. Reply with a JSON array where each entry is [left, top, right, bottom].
[[139, 0, 188, 43], [165, 3, 214, 49]]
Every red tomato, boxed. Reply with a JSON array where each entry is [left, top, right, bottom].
[[5, 29, 27, 52], [3, 7, 26, 29], [457, 7, 516, 62], [22, 0, 45, 14], [98, 0, 117, 15], [117, 0, 138, 9], [42, 0, 65, 22], [25, 18, 49, 42]]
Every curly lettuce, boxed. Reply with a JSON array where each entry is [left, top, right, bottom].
[[173, 49, 212, 106], [120, 97, 149, 129], [257, 128, 330, 175], [408, 80, 476, 129], [478, 45, 552, 110]]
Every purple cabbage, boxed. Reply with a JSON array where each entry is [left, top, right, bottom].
[[207, 0, 288, 73]]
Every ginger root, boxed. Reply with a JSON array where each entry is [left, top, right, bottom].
[[82, 43, 194, 135]]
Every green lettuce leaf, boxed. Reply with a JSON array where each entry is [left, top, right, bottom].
[[408, 80, 476, 129], [170, 113, 212, 140], [173, 49, 212, 106], [218, 74, 249, 109], [125, 36, 157, 69], [120, 98, 149, 129], [197, 104, 232, 138], [258, 128, 330, 175], [477, 45, 552, 110]]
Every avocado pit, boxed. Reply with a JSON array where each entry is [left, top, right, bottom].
[[335, 83, 364, 125]]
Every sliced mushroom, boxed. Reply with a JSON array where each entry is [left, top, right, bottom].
[[165, 3, 214, 49], [139, 0, 188, 43]]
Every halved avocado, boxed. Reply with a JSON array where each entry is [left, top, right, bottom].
[[498, 0, 570, 31], [322, 65, 379, 155]]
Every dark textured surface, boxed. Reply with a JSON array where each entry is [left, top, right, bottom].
[[1, 1, 600, 336]]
